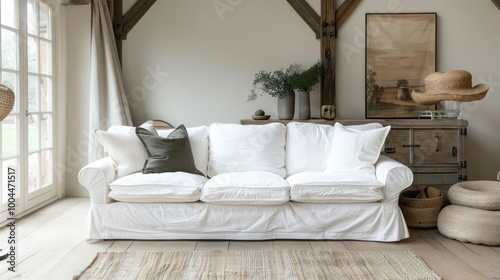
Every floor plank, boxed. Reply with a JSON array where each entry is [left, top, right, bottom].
[[0, 197, 87, 240], [0, 200, 90, 280], [229, 241, 274, 251], [39, 240, 115, 279], [128, 240, 196, 252], [106, 240, 133, 252], [194, 241, 229, 251], [273, 240, 312, 251], [403, 235, 489, 280], [310, 241, 348, 251], [428, 230, 500, 279]]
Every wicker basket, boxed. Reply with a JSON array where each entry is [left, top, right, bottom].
[[399, 186, 443, 229], [0, 84, 15, 121]]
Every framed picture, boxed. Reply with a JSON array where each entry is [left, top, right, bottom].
[[365, 13, 437, 119]]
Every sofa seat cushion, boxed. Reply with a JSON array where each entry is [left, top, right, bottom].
[[287, 172, 385, 203], [109, 172, 208, 203], [201, 171, 290, 205]]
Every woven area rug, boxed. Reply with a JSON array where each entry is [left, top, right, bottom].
[[74, 250, 440, 280]]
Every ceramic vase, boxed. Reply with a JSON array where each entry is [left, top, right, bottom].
[[277, 93, 295, 120], [296, 90, 310, 120]]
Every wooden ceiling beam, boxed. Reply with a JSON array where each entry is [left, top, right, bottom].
[[492, 0, 500, 10], [336, 0, 362, 30], [60, 0, 90, 5], [286, 0, 321, 39], [122, 0, 157, 39]]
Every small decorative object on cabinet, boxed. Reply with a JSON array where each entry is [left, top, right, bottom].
[[251, 109, 271, 120], [321, 105, 336, 120]]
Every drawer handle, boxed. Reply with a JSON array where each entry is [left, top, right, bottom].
[[384, 147, 396, 153], [435, 136, 439, 152], [402, 144, 421, 148], [452, 146, 457, 157]]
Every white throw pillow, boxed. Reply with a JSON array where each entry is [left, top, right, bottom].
[[285, 122, 383, 176], [93, 121, 154, 179], [324, 123, 390, 177], [157, 126, 209, 176], [208, 123, 286, 177]]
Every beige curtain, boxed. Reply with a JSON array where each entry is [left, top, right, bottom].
[[88, 0, 132, 162]]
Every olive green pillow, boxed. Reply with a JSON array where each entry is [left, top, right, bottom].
[[135, 125, 203, 175]]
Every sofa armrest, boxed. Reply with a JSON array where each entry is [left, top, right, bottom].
[[375, 156, 413, 203], [78, 157, 116, 205]]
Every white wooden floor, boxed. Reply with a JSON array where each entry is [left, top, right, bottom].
[[0, 197, 499, 280]]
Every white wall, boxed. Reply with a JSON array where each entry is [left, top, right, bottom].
[[65, 0, 500, 195]]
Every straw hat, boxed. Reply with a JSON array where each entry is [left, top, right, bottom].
[[0, 84, 15, 121], [411, 70, 489, 105]]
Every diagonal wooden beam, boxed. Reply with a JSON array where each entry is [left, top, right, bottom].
[[286, 0, 321, 39], [122, 0, 157, 39], [336, 0, 362, 30], [492, 0, 500, 10]]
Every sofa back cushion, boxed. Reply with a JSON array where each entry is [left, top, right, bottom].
[[324, 123, 390, 177], [285, 122, 383, 176], [158, 125, 209, 176], [208, 123, 286, 177]]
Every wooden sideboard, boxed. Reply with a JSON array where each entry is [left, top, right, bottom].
[[241, 119, 468, 194]]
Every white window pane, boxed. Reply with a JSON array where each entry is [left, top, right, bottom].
[[1, 0, 18, 29], [1, 28, 19, 70], [1, 72, 18, 113], [41, 150, 52, 188], [28, 37, 39, 73], [27, 0, 39, 36], [40, 40, 52, 75], [28, 153, 40, 193], [40, 3, 52, 40], [28, 75, 39, 112], [1, 116, 18, 158], [41, 114, 52, 149], [28, 114, 39, 152], [41, 77, 52, 112]]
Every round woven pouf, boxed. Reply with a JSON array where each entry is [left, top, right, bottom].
[[448, 181, 500, 210], [437, 205, 500, 245]]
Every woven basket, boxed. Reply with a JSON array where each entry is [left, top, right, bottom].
[[399, 187, 443, 228], [0, 84, 15, 121]]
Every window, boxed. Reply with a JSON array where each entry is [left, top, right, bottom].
[[1, 0, 58, 222]]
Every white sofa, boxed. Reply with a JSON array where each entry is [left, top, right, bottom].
[[79, 122, 413, 241]]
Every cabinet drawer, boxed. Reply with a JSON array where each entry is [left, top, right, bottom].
[[413, 129, 460, 165], [382, 129, 410, 165]]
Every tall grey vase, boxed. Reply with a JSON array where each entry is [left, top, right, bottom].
[[277, 93, 295, 120], [297, 90, 311, 120]]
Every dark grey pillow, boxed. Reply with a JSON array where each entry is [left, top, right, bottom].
[[135, 125, 203, 175]]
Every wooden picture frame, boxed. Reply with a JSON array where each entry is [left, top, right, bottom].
[[365, 13, 437, 119]]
